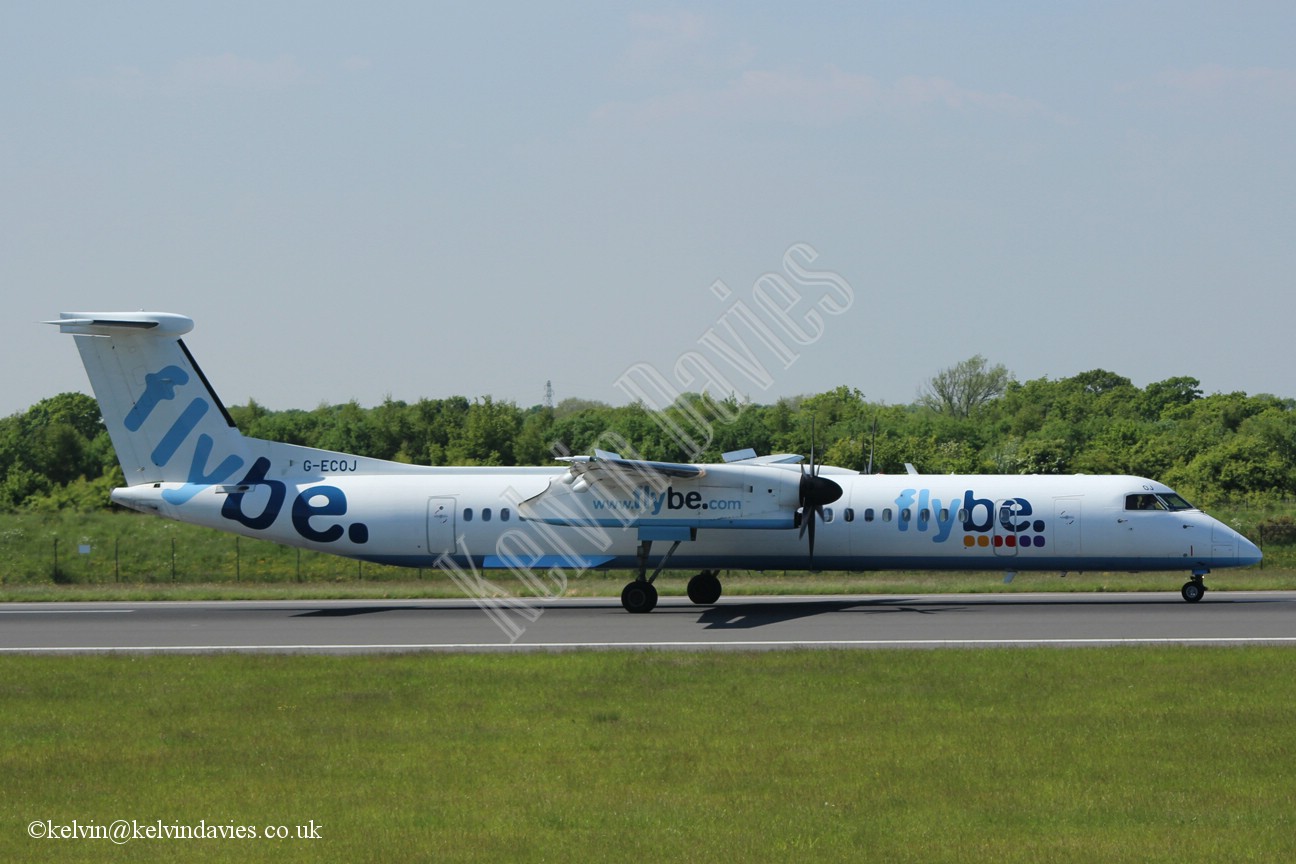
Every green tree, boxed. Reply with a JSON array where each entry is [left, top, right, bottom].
[[1141, 376, 1203, 419], [919, 355, 1011, 418], [451, 397, 522, 465], [514, 406, 557, 465]]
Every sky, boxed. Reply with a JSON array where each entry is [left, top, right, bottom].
[[3, 2, 1294, 418]]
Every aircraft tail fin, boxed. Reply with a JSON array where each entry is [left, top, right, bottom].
[[50, 312, 250, 486]]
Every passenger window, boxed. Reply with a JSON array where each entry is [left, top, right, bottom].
[[482, 508, 492, 522], [864, 508, 874, 522], [920, 509, 930, 523], [824, 508, 834, 523], [844, 508, 854, 523], [900, 508, 911, 523], [464, 508, 474, 522], [939, 508, 949, 522], [882, 509, 892, 523], [501, 508, 511, 521]]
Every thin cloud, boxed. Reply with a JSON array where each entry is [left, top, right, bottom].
[[593, 66, 1056, 129], [621, 10, 707, 73], [616, 10, 756, 84], [1121, 63, 1296, 104], [80, 53, 303, 98]]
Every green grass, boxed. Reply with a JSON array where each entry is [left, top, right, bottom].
[[1, 649, 1293, 863]]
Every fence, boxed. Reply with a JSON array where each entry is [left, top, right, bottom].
[[0, 512, 433, 585]]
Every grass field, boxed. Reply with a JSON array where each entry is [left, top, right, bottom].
[[3, 648, 1294, 863]]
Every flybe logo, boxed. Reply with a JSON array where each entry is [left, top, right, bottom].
[[128, 364, 368, 545], [590, 485, 743, 515], [895, 489, 1047, 548]]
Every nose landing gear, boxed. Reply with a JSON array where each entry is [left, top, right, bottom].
[[1181, 572, 1207, 603]]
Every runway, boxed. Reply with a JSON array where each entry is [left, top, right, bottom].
[[0, 591, 1293, 653]]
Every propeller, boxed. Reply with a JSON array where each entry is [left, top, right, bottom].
[[798, 420, 843, 561]]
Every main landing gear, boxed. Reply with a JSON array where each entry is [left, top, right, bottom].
[[621, 580, 658, 614], [687, 570, 722, 605], [619, 539, 724, 613], [620, 538, 676, 614], [621, 570, 723, 613]]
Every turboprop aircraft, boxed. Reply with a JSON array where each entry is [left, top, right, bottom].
[[52, 311, 1262, 612]]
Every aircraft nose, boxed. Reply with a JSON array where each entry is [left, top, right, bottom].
[[1237, 534, 1263, 567]]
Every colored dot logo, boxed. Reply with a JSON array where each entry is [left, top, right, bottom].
[[964, 522, 1047, 548]]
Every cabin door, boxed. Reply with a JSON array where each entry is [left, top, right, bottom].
[[426, 497, 457, 556], [1053, 497, 1082, 555]]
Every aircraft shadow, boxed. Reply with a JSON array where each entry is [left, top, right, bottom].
[[694, 597, 960, 629], [283, 592, 1252, 622], [689, 592, 1230, 629], [292, 604, 472, 618]]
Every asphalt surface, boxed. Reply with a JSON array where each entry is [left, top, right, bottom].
[[0, 591, 1293, 653]]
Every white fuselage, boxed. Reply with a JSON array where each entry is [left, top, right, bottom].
[[113, 466, 1260, 577]]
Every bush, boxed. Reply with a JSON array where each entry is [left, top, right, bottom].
[[1257, 515, 1296, 546]]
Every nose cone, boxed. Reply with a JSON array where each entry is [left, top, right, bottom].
[[1237, 534, 1263, 567], [1204, 515, 1263, 568]]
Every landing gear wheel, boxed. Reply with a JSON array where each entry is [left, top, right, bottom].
[[1181, 580, 1206, 603], [621, 581, 658, 614], [687, 571, 722, 605]]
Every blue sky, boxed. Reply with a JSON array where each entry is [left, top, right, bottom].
[[3, 2, 1293, 417]]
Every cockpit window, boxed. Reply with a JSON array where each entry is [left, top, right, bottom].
[[1125, 492, 1197, 512], [1158, 492, 1195, 511]]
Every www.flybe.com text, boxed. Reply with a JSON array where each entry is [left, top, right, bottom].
[[591, 485, 743, 514]]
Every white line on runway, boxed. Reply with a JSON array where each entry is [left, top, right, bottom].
[[2, 636, 1296, 653], [0, 609, 134, 614]]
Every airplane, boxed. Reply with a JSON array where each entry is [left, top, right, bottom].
[[51, 311, 1262, 612]]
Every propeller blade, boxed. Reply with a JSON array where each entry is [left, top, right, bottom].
[[807, 507, 816, 558], [796, 418, 841, 564], [809, 417, 817, 476]]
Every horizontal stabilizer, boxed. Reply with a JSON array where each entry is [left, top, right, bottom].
[[46, 312, 195, 337]]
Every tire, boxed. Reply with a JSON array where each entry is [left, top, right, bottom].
[[687, 572, 722, 605], [621, 581, 658, 613]]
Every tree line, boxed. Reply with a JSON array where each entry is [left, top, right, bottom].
[[3, 359, 1295, 514]]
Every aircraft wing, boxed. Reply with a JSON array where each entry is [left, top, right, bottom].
[[520, 450, 805, 530], [560, 450, 703, 481]]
